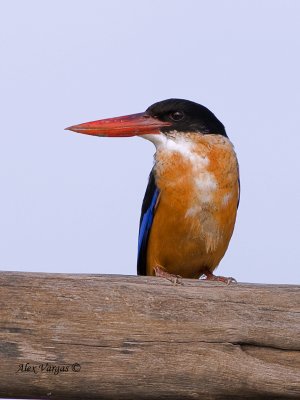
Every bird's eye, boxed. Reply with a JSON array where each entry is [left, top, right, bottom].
[[169, 111, 185, 121]]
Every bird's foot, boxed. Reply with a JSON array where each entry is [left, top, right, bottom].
[[153, 265, 183, 286], [201, 270, 237, 285]]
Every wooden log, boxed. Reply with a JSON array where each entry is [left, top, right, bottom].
[[0, 271, 299, 399]]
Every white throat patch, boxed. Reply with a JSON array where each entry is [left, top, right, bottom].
[[142, 132, 208, 165]]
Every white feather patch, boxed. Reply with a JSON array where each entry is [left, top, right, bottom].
[[222, 193, 232, 206], [142, 132, 209, 166]]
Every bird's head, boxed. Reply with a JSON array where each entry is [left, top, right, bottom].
[[65, 98, 227, 141]]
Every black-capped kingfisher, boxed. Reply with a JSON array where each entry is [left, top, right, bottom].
[[66, 99, 240, 284]]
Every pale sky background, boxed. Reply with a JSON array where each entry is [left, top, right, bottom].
[[0, 0, 299, 284]]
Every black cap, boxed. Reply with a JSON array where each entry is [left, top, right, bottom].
[[146, 98, 227, 137]]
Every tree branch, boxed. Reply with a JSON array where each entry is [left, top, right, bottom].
[[0, 271, 299, 399]]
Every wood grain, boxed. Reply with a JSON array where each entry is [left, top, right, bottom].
[[0, 271, 299, 399]]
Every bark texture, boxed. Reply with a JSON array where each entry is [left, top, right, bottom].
[[0, 271, 299, 399]]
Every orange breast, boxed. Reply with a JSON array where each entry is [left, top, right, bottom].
[[146, 133, 239, 278]]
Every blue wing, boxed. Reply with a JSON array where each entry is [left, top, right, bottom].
[[137, 169, 159, 275]]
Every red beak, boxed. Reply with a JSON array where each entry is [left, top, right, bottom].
[[65, 112, 171, 137]]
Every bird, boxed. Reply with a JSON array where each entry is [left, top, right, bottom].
[[66, 99, 240, 284]]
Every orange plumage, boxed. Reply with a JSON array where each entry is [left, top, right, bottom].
[[146, 133, 239, 278]]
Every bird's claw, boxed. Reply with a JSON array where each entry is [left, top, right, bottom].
[[153, 266, 183, 286], [201, 271, 237, 285]]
